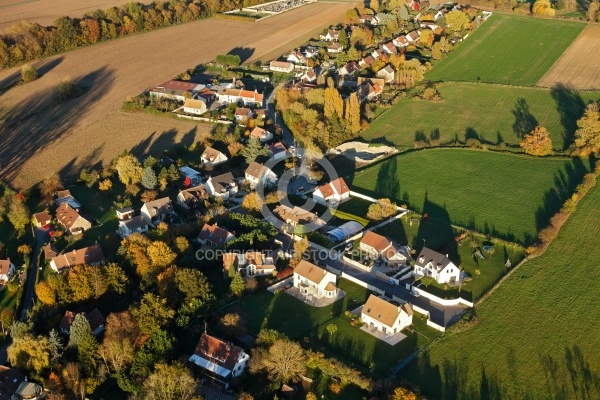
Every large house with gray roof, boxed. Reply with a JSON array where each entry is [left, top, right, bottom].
[[414, 247, 462, 284]]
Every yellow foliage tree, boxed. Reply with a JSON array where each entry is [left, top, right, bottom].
[[520, 126, 553, 156], [532, 0, 556, 16], [389, 387, 419, 400], [35, 281, 57, 306]]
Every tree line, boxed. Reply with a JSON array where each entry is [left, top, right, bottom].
[[0, 0, 269, 69]]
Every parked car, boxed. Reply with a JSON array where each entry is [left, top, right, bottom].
[[344, 242, 353, 252], [411, 290, 420, 298]]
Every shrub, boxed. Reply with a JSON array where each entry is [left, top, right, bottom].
[[465, 138, 481, 148], [21, 64, 38, 83], [276, 266, 293, 280], [58, 77, 83, 101]]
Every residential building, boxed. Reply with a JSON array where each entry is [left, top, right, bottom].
[[205, 173, 238, 199], [56, 203, 91, 235], [393, 35, 409, 47], [44, 243, 58, 259], [33, 211, 51, 228], [59, 308, 106, 336], [245, 162, 277, 189], [338, 61, 359, 76], [179, 166, 203, 187], [198, 223, 235, 247], [313, 177, 349, 205], [177, 185, 209, 211], [49, 244, 105, 273], [116, 207, 134, 220], [414, 247, 462, 284], [359, 231, 411, 266], [300, 69, 317, 83], [382, 41, 398, 55], [0, 365, 26, 400], [201, 147, 228, 167], [377, 65, 395, 83], [273, 204, 322, 228], [269, 61, 294, 73], [216, 88, 264, 106], [222, 251, 276, 276], [406, 30, 421, 43], [361, 294, 413, 335], [359, 55, 375, 69], [250, 127, 273, 142], [0, 259, 15, 283], [117, 216, 149, 238], [234, 107, 254, 122], [293, 260, 337, 299], [268, 142, 287, 160], [286, 50, 307, 65], [254, 108, 267, 121], [321, 29, 339, 41], [327, 43, 343, 54], [304, 46, 319, 58], [188, 333, 250, 388], [11, 381, 44, 400], [183, 98, 207, 115], [140, 197, 174, 226], [149, 80, 201, 101], [55, 189, 82, 210], [356, 80, 382, 103]]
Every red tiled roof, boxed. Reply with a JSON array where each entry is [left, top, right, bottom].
[[194, 333, 243, 372], [198, 223, 232, 245]]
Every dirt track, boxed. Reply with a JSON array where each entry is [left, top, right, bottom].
[[0, 2, 349, 189], [0, 0, 155, 32], [537, 25, 600, 90]]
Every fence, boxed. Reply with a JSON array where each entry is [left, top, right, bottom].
[[412, 287, 474, 308]]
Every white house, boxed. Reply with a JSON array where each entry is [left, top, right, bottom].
[[393, 35, 409, 48], [359, 231, 410, 266], [234, 107, 254, 122], [205, 173, 238, 200], [116, 207, 134, 220], [293, 260, 337, 299], [321, 29, 339, 41], [414, 247, 462, 284], [0, 259, 15, 283], [117, 216, 149, 238], [313, 177, 349, 205], [217, 88, 263, 106], [286, 50, 306, 65], [382, 42, 397, 55], [250, 127, 273, 142], [300, 69, 317, 83], [377, 65, 395, 83], [245, 161, 277, 189], [304, 46, 319, 58], [188, 333, 250, 388], [268, 142, 287, 160], [406, 30, 421, 43], [338, 61, 359, 77], [183, 98, 207, 115], [327, 43, 343, 54], [222, 251, 276, 277], [197, 223, 235, 247], [49, 244, 105, 273], [269, 60, 294, 73], [140, 197, 174, 227], [177, 185, 209, 211], [33, 211, 51, 228], [201, 147, 228, 167], [361, 294, 413, 335]]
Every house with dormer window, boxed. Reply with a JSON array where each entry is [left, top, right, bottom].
[[414, 247, 462, 284]]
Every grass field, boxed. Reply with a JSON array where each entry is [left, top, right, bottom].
[[360, 82, 600, 150], [426, 14, 584, 85], [403, 180, 600, 400], [350, 149, 591, 245], [225, 279, 440, 376]]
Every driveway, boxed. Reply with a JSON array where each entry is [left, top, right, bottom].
[[266, 83, 294, 147], [20, 228, 49, 321]]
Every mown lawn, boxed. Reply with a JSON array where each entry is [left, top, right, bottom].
[[350, 149, 591, 245], [427, 13, 584, 85], [360, 82, 600, 150], [226, 279, 440, 376], [403, 179, 600, 400], [375, 218, 525, 301]]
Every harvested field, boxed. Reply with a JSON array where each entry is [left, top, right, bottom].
[[0, 1, 349, 189], [537, 25, 600, 90], [0, 0, 152, 32]]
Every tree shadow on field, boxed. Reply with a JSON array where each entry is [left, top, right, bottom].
[[375, 155, 400, 200], [228, 47, 256, 64], [416, 195, 459, 265], [34, 56, 65, 78], [0, 56, 63, 94], [511, 98, 538, 139], [0, 66, 115, 184], [550, 84, 586, 150]]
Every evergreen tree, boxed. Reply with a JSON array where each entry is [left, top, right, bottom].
[[141, 166, 157, 189], [338, 28, 348, 47], [241, 137, 267, 164], [230, 274, 246, 296]]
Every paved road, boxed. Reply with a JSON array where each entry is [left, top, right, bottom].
[[20, 228, 48, 321], [266, 83, 294, 147]]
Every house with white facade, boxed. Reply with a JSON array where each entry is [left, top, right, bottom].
[[33, 211, 51, 228], [116, 207, 134, 220], [393, 35, 409, 48], [245, 162, 277, 189], [0, 259, 15, 283], [321, 29, 339, 41], [361, 294, 413, 335], [49, 244, 105, 273], [201, 147, 228, 167], [117, 216, 149, 238], [293, 260, 337, 299], [269, 61, 294, 73], [56, 203, 91, 235], [377, 65, 395, 83], [286, 50, 307, 65], [222, 251, 276, 277], [414, 247, 462, 284], [234, 107, 254, 123], [268, 142, 287, 160], [217, 88, 263, 107], [198, 223, 235, 247], [327, 43, 343, 54], [183, 98, 207, 115], [250, 127, 273, 142], [140, 197, 174, 227], [313, 177, 349, 205], [205, 172, 238, 200], [188, 333, 250, 388], [360, 231, 410, 266]]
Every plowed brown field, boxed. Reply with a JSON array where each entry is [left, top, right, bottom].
[[537, 25, 600, 90], [0, 2, 349, 189], [0, 0, 154, 32]]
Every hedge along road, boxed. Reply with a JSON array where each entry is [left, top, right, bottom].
[[0, 1, 349, 190]]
